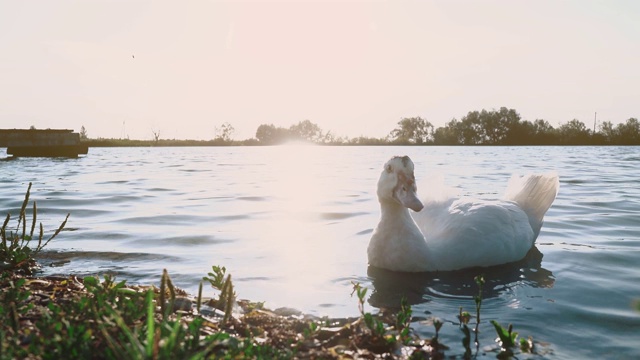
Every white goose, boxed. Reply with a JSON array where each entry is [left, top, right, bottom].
[[368, 156, 559, 272]]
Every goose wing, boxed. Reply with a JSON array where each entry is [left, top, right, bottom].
[[411, 198, 535, 271]]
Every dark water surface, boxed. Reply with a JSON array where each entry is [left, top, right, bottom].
[[1, 146, 639, 358]]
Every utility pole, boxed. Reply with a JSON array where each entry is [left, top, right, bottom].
[[593, 112, 597, 133]]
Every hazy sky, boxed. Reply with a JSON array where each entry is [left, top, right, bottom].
[[1, 1, 638, 140]]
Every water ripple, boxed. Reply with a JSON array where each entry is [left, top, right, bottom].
[[2, 146, 639, 358]]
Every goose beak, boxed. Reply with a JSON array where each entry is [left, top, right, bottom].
[[394, 174, 424, 212], [397, 189, 423, 212]]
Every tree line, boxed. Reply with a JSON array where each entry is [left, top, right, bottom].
[[252, 107, 639, 145], [80, 107, 640, 146]]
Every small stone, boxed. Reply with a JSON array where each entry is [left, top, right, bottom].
[[273, 307, 302, 317], [172, 297, 193, 312]]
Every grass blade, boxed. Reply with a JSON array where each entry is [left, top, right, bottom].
[[197, 281, 203, 314], [29, 201, 37, 239], [145, 289, 155, 358], [36, 213, 69, 253], [16, 182, 31, 234], [1, 213, 9, 249], [160, 269, 167, 316]]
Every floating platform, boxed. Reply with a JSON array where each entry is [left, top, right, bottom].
[[0, 129, 89, 157]]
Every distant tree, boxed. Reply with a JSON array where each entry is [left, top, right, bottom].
[[454, 111, 482, 144], [349, 136, 388, 145], [530, 119, 558, 144], [505, 118, 560, 145], [597, 120, 616, 144], [151, 128, 161, 143], [489, 107, 521, 144], [29, 125, 36, 130], [432, 119, 462, 145], [331, 134, 351, 144], [322, 130, 336, 144], [215, 122, 235, 142], [455, 115, 483, 145], [616, 118, 640, 145], [504, 120, 536, 145], [458, 107, 521, 144], [255, 124, 290, 144], [430, 109, 562, 145], [531, 119, 554, 135], [289, 120, 323, 142], [558, 119, 591, 145], [79, 126, 88, 140], [256, 124, 276, 143], [389, 117, 434, 144]]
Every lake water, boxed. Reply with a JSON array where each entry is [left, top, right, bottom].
[[1, 146, 639, 358]]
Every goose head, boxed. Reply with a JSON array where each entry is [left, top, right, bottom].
[[377, 156, 424, 212]]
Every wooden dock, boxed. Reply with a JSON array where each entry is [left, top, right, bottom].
[[0, 129, 89, 157]]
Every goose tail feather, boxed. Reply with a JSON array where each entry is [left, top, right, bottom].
[[503, 172, 559, 236]]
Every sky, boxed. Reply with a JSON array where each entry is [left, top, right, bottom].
[[1, 0, 639, 141]]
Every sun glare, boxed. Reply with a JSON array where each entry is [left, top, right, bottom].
[[251, 145, 343, 288], [279, 140, 316, 147]]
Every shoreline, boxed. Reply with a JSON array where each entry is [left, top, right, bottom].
[[1, 269, 451, 359]]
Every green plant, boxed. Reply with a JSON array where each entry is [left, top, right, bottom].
[[203, 265, 236, 324], [396, 297, 413, 344], [204, 265, 227, 289], [0, 275, 33, 333], [159, 268, 177, 317], [473, 274, 485, 328], [432, 318, 443, 340], [97, 289, 206, 359], [302, 321, 318, 340], [457, 274, 486, 359], [28, 272, 212, 359], [351, 282, 387, 338], [351, 281, 367, 315], [0, 264, 551, 359], [26, 275, 146, 359], [459, 320, 472, 359], [491, 320, 518, 348], [520, 335, 534, 353], [490, 320, 535, 357], [458, 308, 471, 325], [0, 182, 68, 274]]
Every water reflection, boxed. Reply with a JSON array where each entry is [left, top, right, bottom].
[[366, 247, 554, 309]]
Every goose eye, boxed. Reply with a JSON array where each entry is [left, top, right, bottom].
[[386, 164, 393, 173]]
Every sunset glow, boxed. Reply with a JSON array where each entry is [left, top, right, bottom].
[[1, 1, 638, 140]]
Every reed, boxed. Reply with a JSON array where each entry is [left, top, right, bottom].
[[0, 182, 68, 274]]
